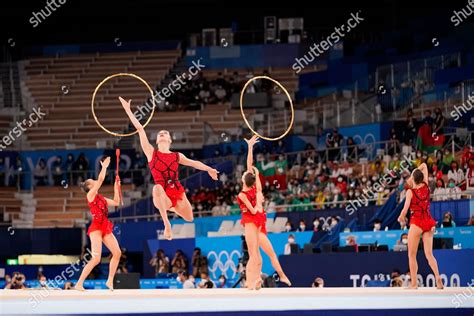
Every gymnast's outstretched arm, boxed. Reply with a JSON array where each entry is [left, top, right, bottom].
[[118, 97, 154, 161]]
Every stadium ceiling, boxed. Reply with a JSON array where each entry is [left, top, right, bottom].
[[0, 0, 465, 52]]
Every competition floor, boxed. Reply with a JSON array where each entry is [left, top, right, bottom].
[[1, 287, 473, 315]]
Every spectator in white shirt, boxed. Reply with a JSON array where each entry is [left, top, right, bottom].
[[446, 179, 462, 200], [178, 270, 195, 289], [447, 161, 464, 186], [433, 179, 447, 201]]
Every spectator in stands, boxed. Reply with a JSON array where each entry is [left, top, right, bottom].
[[284, 220, 293, 232], [446, 178, 462, 200], [433, 179, 447, 201], [178, 270, 195, 289], [421, 110, 434, 131], [37, 275, 51, 289], [284, 234, 297, 255], [387, 128, 400, 155], [72, 153, 89, 184], [441, 212, 456, 228], [404, 109, 418, 145], [447, 161, 465, 186], [63, 281, 74, 290], [33, 158, 48, 186], [149, 249, 170, 276], [396, 233, 408, 246], [312, 217, 322, 232], [312, 277, 324, 288], [171, 250, 188, 273], [0, 157, 5, 186], [373, 218, 382, 232], [274, 154, 288, 191], [346, 137, 360, 161], [211, 200, 226, 217], [198, 272, 215, 289], [442, 149, 455, 174], [432, 107, 445, 138], [217, 275, 228, 288], [214, 85, 227, 103], [326, 128, 343, 161], [192, 248, 208, 278], [51, 156, 64, 186], [297, 220, 307, 232]]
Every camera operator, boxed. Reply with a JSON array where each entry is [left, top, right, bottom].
[[6, 272, 27, 289]]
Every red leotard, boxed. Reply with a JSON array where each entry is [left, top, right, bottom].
[[148, 149, 185, 207], [237, 186, 267, 235], [87, 194, 113, 236], [409, 183, 436, 232]]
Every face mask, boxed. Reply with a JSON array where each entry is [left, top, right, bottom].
[[402, 238, 408, 245], [330, 221, 338, 228], [394, 156, 399, 161], [355, 192, 360, 197], [374, 224, 381, 230], [300, 225, 306, 231], [348, 191, 354, 196], [286, 225, 291, 230], [219, 278, 225, 283], [40, 281, 47, 286], [313, 221, 319, 227], [338, 177, 343, 182], [288, 238, 295, 243], [449, 183, 455, 188], [417, 153, 422, 158]]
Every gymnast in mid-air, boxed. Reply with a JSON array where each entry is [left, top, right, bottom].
[[119, 97, 219, 240]]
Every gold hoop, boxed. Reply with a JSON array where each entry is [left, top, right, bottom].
[[91, 73, 156, 137], [239, 75, 294, 141]]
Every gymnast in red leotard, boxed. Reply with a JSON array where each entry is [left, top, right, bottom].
[[237, 135, 291, 290], [119, 97, 219, 240], [398, 162, 443, 289], [75, 157, 122, 291]]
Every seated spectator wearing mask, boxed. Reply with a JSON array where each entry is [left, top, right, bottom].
[[284, 234, 297, 255], [447, 161, 465, 187], [297, 220, 307, 232], [178, 270, 195, 289], [433, 179, 446, 201], [329, 216, 339, 230], [446, 179, 461, 200], [284, 221, 293, 232], [217, 275, 227, 288], [396, 233, 408, 249], [440, 212, 456, 228]]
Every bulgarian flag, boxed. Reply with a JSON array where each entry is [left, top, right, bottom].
[[416, 124, 445, 153]]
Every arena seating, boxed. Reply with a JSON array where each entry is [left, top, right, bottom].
[[20, 50, 180, 150]]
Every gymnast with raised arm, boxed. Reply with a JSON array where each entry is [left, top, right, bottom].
[[119, 97, 218, 240]]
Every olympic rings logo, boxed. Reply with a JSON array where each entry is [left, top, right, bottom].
[[207, 250, 241, 279]]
